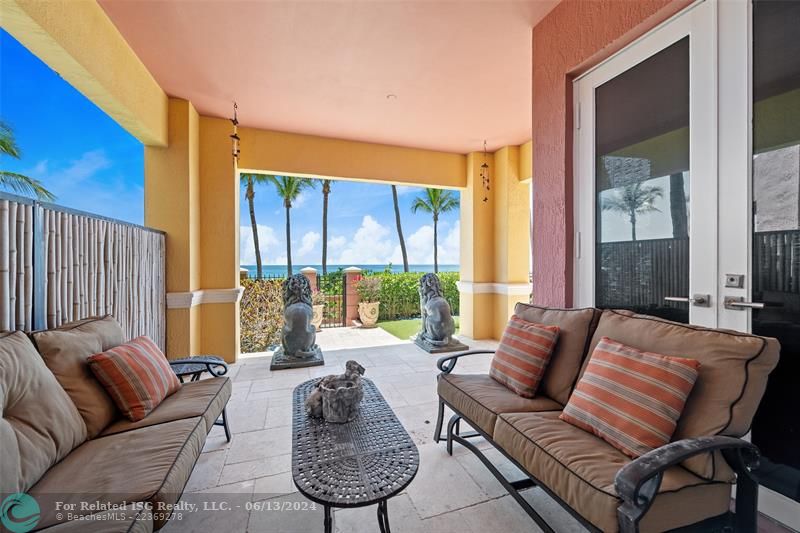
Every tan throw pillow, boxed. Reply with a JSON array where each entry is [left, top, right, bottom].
[[489, 316, 560, 398], [88, 336, 182, 421], [1, 331, 88, 493], [31, 315, 124, 438], [561, 337, 699, 458]]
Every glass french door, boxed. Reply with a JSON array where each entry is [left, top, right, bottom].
[[573, 0, 717, 329], [575, 0, 800, 527]]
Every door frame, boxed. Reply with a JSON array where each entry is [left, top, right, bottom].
[[572, 0, 718, 327]]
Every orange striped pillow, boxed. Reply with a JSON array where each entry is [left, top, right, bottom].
[[489, 316, 560, 398], [88, 336, 181, 421], [560, 337, 700, 458]]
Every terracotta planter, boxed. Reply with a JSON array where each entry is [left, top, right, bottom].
[[358, 301, 380, 327], [312, 304, 324, 331]]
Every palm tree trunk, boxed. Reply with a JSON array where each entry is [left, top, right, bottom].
[[433, 215, 439, 273], [630, 212, 637, 241], [247, 180, 263, 278], [322, 186, 329, 275], [392, 185, 409, 272], [669, 172, 688, 239], [285, 204, 292, 276]]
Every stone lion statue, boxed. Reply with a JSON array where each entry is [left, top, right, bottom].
[[281, 274, 317, 356], [417, 273, 456, 346]]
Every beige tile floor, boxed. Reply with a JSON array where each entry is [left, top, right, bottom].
[[161, 326, 589, 533], [165, 326, 796, 533]]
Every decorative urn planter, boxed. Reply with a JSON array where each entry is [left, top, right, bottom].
[[358, 302, 380, 327], [311, 304, 324, 331], [321, 377, 364, 423]]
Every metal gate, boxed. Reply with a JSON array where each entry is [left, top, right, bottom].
[[317, 273, 347, 327]]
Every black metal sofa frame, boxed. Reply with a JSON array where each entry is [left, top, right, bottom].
[[433, 350, 762, 533]]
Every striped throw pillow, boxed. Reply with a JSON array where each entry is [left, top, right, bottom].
[[560, 337, 700, 458], [489, 316, 560, 398], [88, 336, 181, 421]]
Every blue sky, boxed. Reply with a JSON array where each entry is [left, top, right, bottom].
[[1, 29, 459, 266]]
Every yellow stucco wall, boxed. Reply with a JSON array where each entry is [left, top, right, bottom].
[[236, 122, 466, 188], [1, 0, 168, 146], [519, 141, 532, 183]]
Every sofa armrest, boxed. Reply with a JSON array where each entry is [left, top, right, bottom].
[[614, 436, 759, 532], [169, 356, 229, 377], [437, 350, 496, 374]]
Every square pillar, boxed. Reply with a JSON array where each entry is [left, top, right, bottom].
[[344, 267, 362, 325]]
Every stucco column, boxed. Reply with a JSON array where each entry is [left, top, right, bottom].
[[343, 267, 362, 325], [301, 267, 318, 290], [144, 98, 200, 358]]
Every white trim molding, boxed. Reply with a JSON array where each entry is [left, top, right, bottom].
[[457, 281, 532, 296], [166, 288, 245, 309]]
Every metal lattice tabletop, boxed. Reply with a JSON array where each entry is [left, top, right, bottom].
[[291, 377, 419, 532]]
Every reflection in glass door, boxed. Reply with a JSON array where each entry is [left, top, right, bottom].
[[750, 0, 800, 504], [594, 38, 691, 322]]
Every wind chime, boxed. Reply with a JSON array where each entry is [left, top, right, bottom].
[[230, 102, 241, 161], [480, 140, 490, 202]]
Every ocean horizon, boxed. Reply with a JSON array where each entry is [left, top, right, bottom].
[[241, 264, 459, 278]]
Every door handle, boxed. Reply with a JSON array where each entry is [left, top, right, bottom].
[[664, 294, 711, 307], [723, 296, 766, 310]]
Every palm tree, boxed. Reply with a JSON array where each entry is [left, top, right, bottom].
[[669, 172, 688, 239], [602, 182, 664, 241], [391, 185, 409, 272], [268, 175, 316, 276], [1, 121, 55, 201], [411, 188, 459, 273], [240, 173, 272, 278], [321, 179, 332, 275]]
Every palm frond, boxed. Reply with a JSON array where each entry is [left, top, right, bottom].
[[0, 121, 21, 159], [0, 171, 56, 201]]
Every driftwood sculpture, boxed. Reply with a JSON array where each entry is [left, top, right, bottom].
[[305, 360, 366, 423], [414, 273, 468, 354], [270, 274, 324, 370]]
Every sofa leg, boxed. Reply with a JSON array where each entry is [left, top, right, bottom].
[[446, 414, 461, 456], [734, 470, 758, 533], [433, 399, 445, 443]]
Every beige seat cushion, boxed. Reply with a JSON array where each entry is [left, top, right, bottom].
[[494, 412, 731, 533], [437, 374, 562, 437], [31, 315, 125, 438], [586, 309, 780, 480], [30, 416, 206, 531], [101, 377, 231, 437], [39, 505, 153, 533], [0, 331, 88, 493], [512, 303, 601, 405]]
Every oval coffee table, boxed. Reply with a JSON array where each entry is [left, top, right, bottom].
[[292, 377, 419, 533]]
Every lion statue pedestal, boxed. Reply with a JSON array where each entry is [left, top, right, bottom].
[[413, 273, 469, 354], [270, 274, 325, 371]]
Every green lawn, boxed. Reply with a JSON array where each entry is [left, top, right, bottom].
[[378, 316, 460, 340]]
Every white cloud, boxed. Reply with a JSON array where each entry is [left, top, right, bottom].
[[335, 215, 395, 265], [390, 220, 460, 265], [328, 236, 347, 251], [393, 185, 420, 196], [292, 191, 310, 208], [240, 224, 279, 265], [49, 150, 111, 187], [297, 231, 320, 257]]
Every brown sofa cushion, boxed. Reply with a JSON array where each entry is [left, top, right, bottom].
[[512, 303, 601, 405], [30, 416, 206, 531], [494, 412, 731, 532], [0, 331, 88, 493], [585, 310, 780, 479], [38, 504, 153, 533], [31, 315, 125, 438], [437, 374, 562, 437], [101, 377, 231, 437]]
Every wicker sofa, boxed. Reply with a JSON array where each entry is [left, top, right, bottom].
[[0, 316, 232, 532], [434, 303, 780, 533]]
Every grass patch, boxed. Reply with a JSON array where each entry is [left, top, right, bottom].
[[378, 317, 460, 340]]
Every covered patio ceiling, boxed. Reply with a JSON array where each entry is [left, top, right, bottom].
[[98, 0, 558, 154]]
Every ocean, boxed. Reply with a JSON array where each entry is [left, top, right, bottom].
[[241, 264, 459, 279]]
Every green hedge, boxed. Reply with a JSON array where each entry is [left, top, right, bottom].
[[367, 271, 460, 321], [240, 278, 283, 353]]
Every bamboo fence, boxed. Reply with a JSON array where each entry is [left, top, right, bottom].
[[0, 192, 166, 349]]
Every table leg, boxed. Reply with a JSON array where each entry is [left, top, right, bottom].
[[324, 505, 332, 533], [377, 500, 390, 533]]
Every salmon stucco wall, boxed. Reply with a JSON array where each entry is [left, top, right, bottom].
[[531, 0, 692, 307]]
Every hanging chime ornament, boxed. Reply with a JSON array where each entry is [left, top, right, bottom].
[[480, 140, 490, 202], [230, 102, 241, 161]]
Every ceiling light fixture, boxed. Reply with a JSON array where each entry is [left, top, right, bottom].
[[480, 140, 490, 203]]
